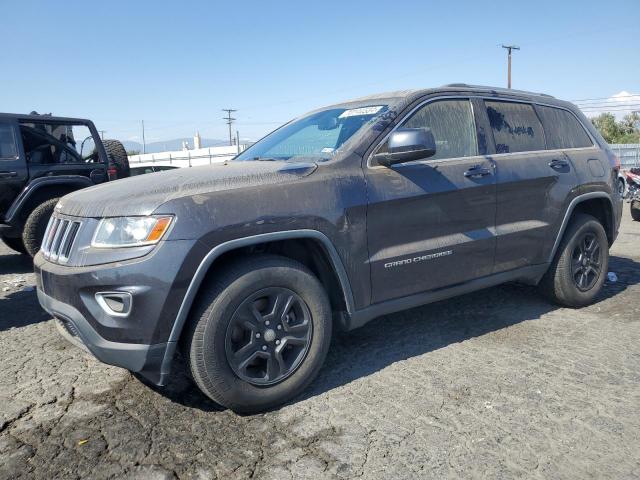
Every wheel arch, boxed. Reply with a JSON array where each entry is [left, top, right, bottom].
[[549, 192, 615, 263], [5, 176, 93, 225], [158, 230, 356, 383]]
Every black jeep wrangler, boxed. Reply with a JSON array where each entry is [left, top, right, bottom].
[[35, 85, 622, 412], [0, 113, 129, 256]]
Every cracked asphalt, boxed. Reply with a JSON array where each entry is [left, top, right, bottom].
[[1, 210, 640, 479]]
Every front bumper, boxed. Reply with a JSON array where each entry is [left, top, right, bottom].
[[34, 238, 201, 385], [38, 288, 167, 382]]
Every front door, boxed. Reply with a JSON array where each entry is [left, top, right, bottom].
[[365, 98, 497, 304], [18, 121, 107, 184], [0, 120, 28, 219]]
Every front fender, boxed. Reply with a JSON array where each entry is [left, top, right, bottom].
[[5, 176, 93, 225]]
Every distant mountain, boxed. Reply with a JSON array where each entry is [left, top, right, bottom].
[[119, 138, 230, 154]]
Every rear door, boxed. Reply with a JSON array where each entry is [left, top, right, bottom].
[[365, 97, 497, 304], [484, 99, 579, 272], [0, 120, 27, 219]]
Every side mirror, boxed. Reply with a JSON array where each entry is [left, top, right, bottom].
[[374, 128, 436, 166]]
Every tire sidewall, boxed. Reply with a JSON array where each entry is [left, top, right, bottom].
[[22, 198, 59, 257], [557, 218, 609, 306], [191, 264, 331, 411], [631, 200, 640, 221]]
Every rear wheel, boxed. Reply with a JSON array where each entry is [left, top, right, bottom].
[[22, 198, 59, 257], [1, 235, 27, 255], [631, 200, 640, 221], [102, 139, 130, 179], [539, 213, 609, 307], [183, 255, 332, 413]]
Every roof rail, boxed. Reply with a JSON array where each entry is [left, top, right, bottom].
[[442, 83, 555, 98]]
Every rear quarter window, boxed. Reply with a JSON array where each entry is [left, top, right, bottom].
[[485, 101, 545, 154], [535, 105, 593, 149]]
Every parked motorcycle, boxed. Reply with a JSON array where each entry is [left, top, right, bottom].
[[625, 168, 640, 221]]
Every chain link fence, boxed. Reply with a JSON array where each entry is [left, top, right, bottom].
[[610, 144, 640, 169]]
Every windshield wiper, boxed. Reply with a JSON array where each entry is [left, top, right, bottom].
[[252, 157, 280, 161]]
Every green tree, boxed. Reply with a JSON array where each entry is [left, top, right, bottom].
[[591, 112, 640, 144], [591, 113, 622, 143]]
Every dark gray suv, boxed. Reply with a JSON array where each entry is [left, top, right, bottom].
[[35, 84, 623, 413]]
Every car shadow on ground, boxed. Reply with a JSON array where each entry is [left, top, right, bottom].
[[0, 289, 50, 331], [0, 251, 34, 275], [149, 254, 640, 412], [2, 252, 636, 411]]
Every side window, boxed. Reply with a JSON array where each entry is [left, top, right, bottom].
[[485, 101, 545, 154], [535, 105, 592, 149], [398, 99, 478, 160], [19, 123, 95, 164], [0, 123, 18, 159]]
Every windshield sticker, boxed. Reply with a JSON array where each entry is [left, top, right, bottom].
[[339, 106, 384, 118]]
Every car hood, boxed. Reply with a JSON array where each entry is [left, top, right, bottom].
[[56, 161, 318, 218]]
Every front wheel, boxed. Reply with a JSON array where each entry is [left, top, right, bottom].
[[539, 213, 609, 307], [183, 255, 332, 413]]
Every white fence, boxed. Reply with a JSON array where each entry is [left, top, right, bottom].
[[128, 145, 247, 168], [610, 144, 640, 168], [128, 143, 640, 169]]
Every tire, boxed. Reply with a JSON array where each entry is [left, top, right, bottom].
[[183, 254, 332, 413], [631, 200, 640, 222], [618, 178, 626, 197], [539, 213, 609, 308], [102, 139, 130, 179], [22, 198, 59, 257], [1, 235, 27, 255]]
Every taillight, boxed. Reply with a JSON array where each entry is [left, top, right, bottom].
[[606, 149, 621, 172], [107, 167, 117, 179]]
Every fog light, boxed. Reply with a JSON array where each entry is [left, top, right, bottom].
[[95, 292, 132, 317]]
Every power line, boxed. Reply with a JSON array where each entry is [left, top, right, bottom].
[[222, 109, 237, 146], [580, 105, 640, 112], [571, 94, 640, 103], [579, 102, 640, 109]]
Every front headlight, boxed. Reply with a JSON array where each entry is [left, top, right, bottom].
[[92, 216, 173, 248]]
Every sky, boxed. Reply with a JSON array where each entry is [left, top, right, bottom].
[[2, 0, 639, 145]]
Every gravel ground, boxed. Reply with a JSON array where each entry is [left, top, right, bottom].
[[1, 210, 639, 479]]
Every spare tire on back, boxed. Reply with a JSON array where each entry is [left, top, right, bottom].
[[102, 139, 130, 179]]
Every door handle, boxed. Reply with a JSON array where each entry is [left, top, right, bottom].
[[464, 165, 492, 178], [548, 159, 569, 169], [0, 171, 17, 178]]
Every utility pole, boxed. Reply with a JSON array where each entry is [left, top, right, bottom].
[[141, 120, 146, 154], [501, 44, 520, 89], [98, 130, 106, 140], [222, 109, 237, 146]]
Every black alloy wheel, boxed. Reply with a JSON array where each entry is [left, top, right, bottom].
[[225, 287, 313, 386], [571, 233, 602, 292]]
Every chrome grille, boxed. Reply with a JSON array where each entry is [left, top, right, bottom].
[[41, 215, 82, 264]]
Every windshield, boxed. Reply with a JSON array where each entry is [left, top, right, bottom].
[[235, 105, 389, 162]]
